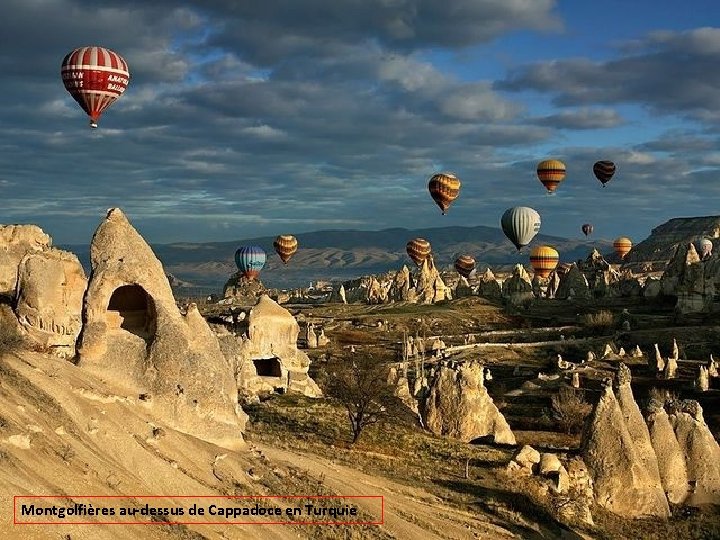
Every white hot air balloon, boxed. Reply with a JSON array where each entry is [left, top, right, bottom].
[[501, 207, 542, 251]]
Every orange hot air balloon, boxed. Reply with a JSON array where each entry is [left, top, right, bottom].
[[454, 255, 476, 279], [273, 235, 298, 264], [613, 237, 632, 259], [61, 46, 130, 128], [536, 159, 566, 193], [406, 238, 432, 266], [529, 245, 559, 279], [428, 172, 461, 215]]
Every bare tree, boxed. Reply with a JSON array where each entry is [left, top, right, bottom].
[[326, 354, 400, 444], [551, 386, 592, 434]]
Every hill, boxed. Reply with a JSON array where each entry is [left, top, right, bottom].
[[62, 225, 612, 293], [624, 216, 720, 270]]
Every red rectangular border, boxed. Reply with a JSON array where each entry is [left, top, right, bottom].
[[14, 495, 384, 526]]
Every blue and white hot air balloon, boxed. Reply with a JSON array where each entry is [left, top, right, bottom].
[[234, 246, 266, 280]]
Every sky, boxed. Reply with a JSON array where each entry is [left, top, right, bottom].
[[1, 0, 720, 246]]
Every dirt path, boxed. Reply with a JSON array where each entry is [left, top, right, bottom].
[[256, 443, 520, 540]]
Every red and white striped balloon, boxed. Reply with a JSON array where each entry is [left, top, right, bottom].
[[61, 46, 130, 128]]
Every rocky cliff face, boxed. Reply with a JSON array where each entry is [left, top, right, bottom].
[[623, 216, 720, 270], [423, 361, 515, 445]]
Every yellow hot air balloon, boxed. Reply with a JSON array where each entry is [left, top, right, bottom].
[[536, 159, 566, 193], [273, 235, 298, 264], [613, 237, 632, 259], [406, 238, 431, 266], [529, 245, 559, 278], [428, 172, 461, 215]]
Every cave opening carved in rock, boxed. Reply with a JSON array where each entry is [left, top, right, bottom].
[[253, 357, 282, 378], [106, 284, 156, 338]]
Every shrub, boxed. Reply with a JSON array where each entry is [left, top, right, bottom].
[[581, 310, 615, 332], [551, 386, 593, 434]]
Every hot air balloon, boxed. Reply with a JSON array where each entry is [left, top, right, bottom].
[[698, 238, 713, 260], [235, 246, 266, 280], [529, 246, 559, 279], [536, 159, 566, 193], [428, 172, 461, 215], [582, 223, 594, 237], [454, 255, 476, 279], [593, 160, 616, 186], [61, 46, 130, 128], [273, 235, 298, 264], [406, 238, 431, 266], [501, 207, 541, 251], [613, 237, 632, 260]]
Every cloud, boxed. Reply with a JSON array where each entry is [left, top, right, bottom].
[[497, 27, 720, 122], [182, 0, 562, 64], [1, 0, 718, 250], [529, 108, 625, 130]]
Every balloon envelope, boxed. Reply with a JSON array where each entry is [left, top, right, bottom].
[[406, 238, 431, 266], [582, 223, 594, 237], [454, 255, 476, 279], [61, 46, 130, 128], [273, 235, 298, 264], [593, 160, 616, 186], [536, 160, 566, 193], [698, 238, 713, 259], [501, 207, 541, 251], [235, 246, 266, 280], [613, 237, 632, 259], [529, 245, 559, 279], [428, 172, 461, 214]]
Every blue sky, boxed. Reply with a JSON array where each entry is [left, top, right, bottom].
[[1, 0, 720, 248]]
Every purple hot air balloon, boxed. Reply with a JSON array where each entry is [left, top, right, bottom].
[[581, 223, 594, 237]]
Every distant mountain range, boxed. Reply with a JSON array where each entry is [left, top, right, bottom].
[[62, 225, 613, 293]]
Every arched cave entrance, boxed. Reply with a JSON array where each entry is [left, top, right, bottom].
[[253, 357, 282, 378], [106, 285, 156, 338]]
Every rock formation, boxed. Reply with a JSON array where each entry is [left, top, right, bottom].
[[709, 355, 719, 378], [664, 356, 678, 379], [614, 364, 665, 493], [454, 276, 474, 298], [0, 225, 51, 299], [220, 295, 321, 401], [653, 344, 666, 373], [668, 400, 720, 505], [423, 361, 515, 445], [581, 380, 670, 518], [223, 273, 267, 305], [661, 243, 719, 313], [555, 264, 591, 300], [388, 265, 412, 302], [13, 249, 86, 358], [415, 256, 451, 304], [477, 268, 502, 299], [546, 269, 561, 299], [646, 400, 689, 505], [77, 209, 245, 447], [627, 216, 720, 271], [579, 249, 620, 297], [643, 278, 662, 297], [331, 259, 449, 305], [511, 445, 540, 473], [501, 265, 534, 307]]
